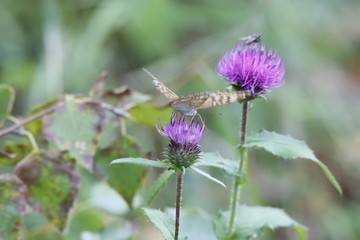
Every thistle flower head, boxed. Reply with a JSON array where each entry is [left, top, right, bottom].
[[216, 42, 285, 97], [157, 113, 205, 168]]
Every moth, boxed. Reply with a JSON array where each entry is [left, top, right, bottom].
[[239, 34, 261, 44], [143, 68, 250, 116]]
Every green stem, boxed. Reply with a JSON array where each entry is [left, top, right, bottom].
[[6, 116, 39, 152], [175, 172, 183, 240], [226, 100, 249, 239]]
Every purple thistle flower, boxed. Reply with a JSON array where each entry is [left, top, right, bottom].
[[216, 42, 285, 97], [157, 114, 205, 168]]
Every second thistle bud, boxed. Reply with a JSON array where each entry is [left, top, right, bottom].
[[157, 113, 205, 169]]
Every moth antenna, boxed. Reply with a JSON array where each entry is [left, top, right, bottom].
[[142, 68, 159, 82]]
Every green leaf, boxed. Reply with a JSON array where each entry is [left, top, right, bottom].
[[43, 95, 105, 171], [190, 166, 226, 188], [111, 158, 173, 168], [96, 135, 149, 208], [143, 208, 175, 240], [129, 103, 173, 128], [0, 84, 15, 127], [15, 151, 80, 231], [243, 130, 342, 194], [0, 142, 32, 167], [97, 110, 122, 149], [25, 98, 59, 142], [147, 170, 175, 205], [195, 152, 241, 177], [214, 205, 307, 240], [0, 174, 27, 240]]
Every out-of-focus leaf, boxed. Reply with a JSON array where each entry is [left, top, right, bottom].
[[66, 208, 104, 239], [143, 208, 175, 240], [195, 152, 241, 177], [214, 205, 307, 240], [97, 111, 121, 149], [147, 170, 175, 205], [89, 72, 108, 99], [15, 151, 80, 231], [0, 142, 31, 167], [25, 98, 60, 142], [103, 86, 151, 110], [43, 95, 105, 172], [129, 103, 173, 128], [0, 174, 27, 240], [243, 130, 342, 194], [190, 166, 226, 188], [0, 84, 15, 127], [95, 135, 148, 208], [25, 223, 63, 240]]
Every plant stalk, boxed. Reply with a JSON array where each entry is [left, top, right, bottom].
[[226, 100, 249, 239], [0, 101, 64, 137], [175, 172, 183, 240]]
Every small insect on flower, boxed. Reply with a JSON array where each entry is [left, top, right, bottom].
[[143, 68, 251, 116], [216, 37, 285, 97], [239, 34, 261, 45]]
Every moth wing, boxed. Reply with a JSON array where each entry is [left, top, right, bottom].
[[173, 91, 249, 109], [152, 79, 179, 101]]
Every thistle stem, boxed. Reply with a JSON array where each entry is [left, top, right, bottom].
[[175, 172, 183, 240], [226, 100, 249, 239]]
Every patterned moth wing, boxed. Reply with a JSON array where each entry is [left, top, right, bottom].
[[143, 68, 250, 116], [170, 90, 250, 116]]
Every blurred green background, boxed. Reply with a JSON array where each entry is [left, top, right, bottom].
[[1, 0, 360, 239]]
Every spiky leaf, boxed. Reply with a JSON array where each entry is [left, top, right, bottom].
[[214, 205, 307, 240], [243, 130, 342, 194], [143, 208, 175, 240]]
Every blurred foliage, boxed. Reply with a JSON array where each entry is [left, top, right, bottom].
[[0, 0, 360, 239]]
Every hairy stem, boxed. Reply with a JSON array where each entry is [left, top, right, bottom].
[[226, 100, 249, 239], [0, 101, 64, 137], [175, 172, 184, 240]]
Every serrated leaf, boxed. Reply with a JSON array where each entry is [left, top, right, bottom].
[[110, 158, 173, 168], [0, 84, 15, 127], [0, 174, 27, 240], [43, 95, 105, 172], [195, 152, 240, 177], [129, 103, 173, 128], [15, 151, 80, 231], [96, 135, 148, 208], [147, 170, 175, 205], [214, 205, 307, 240], [143, 208, 175, 240], [191, 166, 226, 188], [243, 130, 342, 194]]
